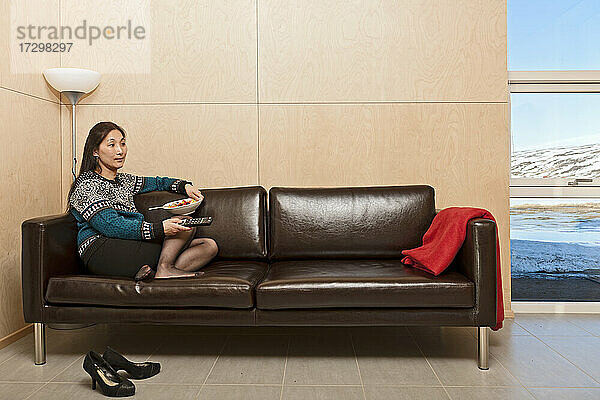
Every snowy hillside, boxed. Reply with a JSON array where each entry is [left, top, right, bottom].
[[511, 143, 600, 178]]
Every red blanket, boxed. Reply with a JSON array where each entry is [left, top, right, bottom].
[[401, 207, 504, 331]]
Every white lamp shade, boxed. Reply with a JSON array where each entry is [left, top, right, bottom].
[[43, 68, 101, 93]]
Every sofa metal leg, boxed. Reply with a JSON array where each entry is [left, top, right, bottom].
[[477, 327, 489, 370], [34, 323, 46, 365]]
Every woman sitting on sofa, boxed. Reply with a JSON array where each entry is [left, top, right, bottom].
[[67, 121, 218, 280]]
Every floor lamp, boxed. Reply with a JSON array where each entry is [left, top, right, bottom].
[[43, 68, 101, 183], [41, 68, 100, 350]]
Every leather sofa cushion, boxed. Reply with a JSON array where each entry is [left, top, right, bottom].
[[268, 185, 435, 261], [45, 261, 268, 308], [134, 186, 267, 260], [256, 260, 474, 309]]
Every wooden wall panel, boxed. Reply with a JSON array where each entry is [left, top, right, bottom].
[[259, 0, 507, 102], [1, 0, 511, 343], [0, 88, 61, 339], [60, 0, 257, 104], [0, 0, 60, 101], [60, 104, 258, 209], [259, 103, 511, 304]]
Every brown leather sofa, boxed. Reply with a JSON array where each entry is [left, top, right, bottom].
[[22, 185, 498, 369]]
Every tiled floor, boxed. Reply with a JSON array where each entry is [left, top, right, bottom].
[[0, 314, 598, 399]]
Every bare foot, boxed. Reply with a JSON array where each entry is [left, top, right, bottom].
[[155, 264, 202, 279], [134, 264, 155, 282]]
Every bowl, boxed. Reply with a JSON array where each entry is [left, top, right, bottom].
[[162, 197, 202, 215]]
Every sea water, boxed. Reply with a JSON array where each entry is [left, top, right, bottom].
[[510, 198, 600, 279]]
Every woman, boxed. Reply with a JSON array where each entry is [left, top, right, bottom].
[[67, 121, 218, 280]]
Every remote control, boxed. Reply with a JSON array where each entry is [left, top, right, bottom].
[[178, 217, 212, 227]]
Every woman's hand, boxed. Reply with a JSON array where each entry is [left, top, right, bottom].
[[185, 184, 203, 202], [162, 216, 192, 236]]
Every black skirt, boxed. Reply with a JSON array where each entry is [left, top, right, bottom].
[[82, 236, 163, 278]]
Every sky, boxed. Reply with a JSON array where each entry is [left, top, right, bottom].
[[508, 0, 600, 152]]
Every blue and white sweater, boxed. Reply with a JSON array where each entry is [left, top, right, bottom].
[[69, 170, 192, 258]]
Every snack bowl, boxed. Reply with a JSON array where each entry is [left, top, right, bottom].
[[162, 197, 202, 215]]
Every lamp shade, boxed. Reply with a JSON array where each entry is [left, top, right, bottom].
[[42, 68, 100, 93]]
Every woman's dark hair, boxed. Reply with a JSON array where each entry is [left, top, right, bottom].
[[65, 121, 127, 212]]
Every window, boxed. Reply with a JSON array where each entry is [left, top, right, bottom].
[[508, 0, 600, 302], [508, 0, 600, 70]]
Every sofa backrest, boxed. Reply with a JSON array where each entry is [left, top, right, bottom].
[[268, 185, 435, 261], [135, 186, 267, 260]]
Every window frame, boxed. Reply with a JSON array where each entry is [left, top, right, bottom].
[[509, 71, 600, 197], [508, 3, 600, 308], [509, 71, 600, 92]]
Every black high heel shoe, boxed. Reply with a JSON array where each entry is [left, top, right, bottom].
[[102, 346, 161, 380], [82, 351, 135, 397]]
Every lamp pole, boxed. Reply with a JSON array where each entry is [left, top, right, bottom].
[[62, 91, 85, 183], [40, 68, 101, 341]]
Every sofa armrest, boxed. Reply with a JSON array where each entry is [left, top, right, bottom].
[[453, 218, 498, 326], [22, 212, 81, 322]]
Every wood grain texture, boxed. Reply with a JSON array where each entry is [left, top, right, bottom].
[[60, 104, 258, 209], [259, 103, 511, 305], [259, 0, 507, 102], [0, 88, 61, 339], [0, 0, 60, 101], [60, 0, 257, 104]]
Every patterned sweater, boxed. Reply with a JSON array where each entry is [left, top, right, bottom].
[[69, 170, 192, 258]]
